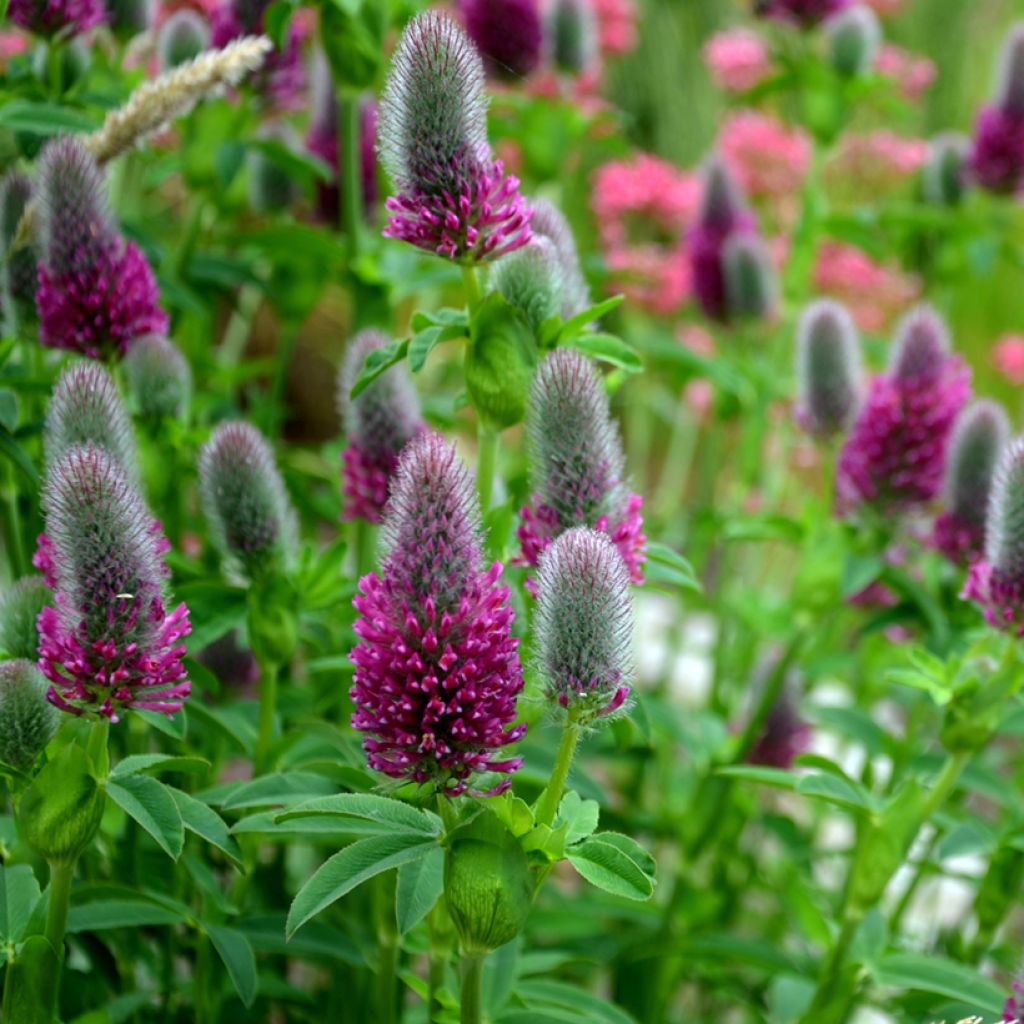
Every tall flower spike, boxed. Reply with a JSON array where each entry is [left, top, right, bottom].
[[534, 527, 633, 723], [106, 0, 153, 37], [199, 421, 296, 581], [837, 304, 971, 513], [122, 335, 192, 419], [35, 137, 167, 359], [158, 10, 211, 70], [378, 11, 532, 262], [8, 0, 104, 37], [923, 132, 971, 206], [547, 0, 600, 75], [934, 400, 1010, 565], [338, 330, 423, 524], [530, 198, 591, 319], [689, 154, 757, 321], [756, 0, 852, 28], [795, 298, 862, 437], [518, 349, 646, 583], [461, 0, 544, 80], [0, 661, 60, 771], [37, 444, 190, 721], [350, 432, 525, 795], [970, 23, 1024, 194], [493, 237, 564, 331], [45, 361, 139, 483], [723, 232, 776, 321], [0, 172, 38, 336], [0, 577, 51, 660], [826, 4, 881, 78]]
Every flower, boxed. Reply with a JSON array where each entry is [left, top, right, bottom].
[[723, 233, 777, 321], [826, 4, 881, 78], [122, 334, 192, 419], [756, 0, 852, 28], [518, 349, 645, 582], [0, 661, 60, 770], [338, 329, 423, 524], [875, 43, 935, 101], [703, 29, 774, 93], [0, 171, 38, 336], [994, 334, 1024, 386], [964, 437, 1024, 634], [933, 400, 1010, 565], [591, 0, 638, 56], [530, 198, 591, 319], [377, 11, 532, 262], [923, 132, 971, 206], [493, 238, 564, 330], [837, 305, 971, 513], [970, 23, 1024, 194], [157, 9, 210, 69], [795, 298, 862, 437], [0, 577, 51, 661], [37, 444, 190, 721], [814, 241, 919, 333], [748, 688, 811, 769], [460, 0, 544, 79], [830, 131, 930, 193], [546, 0, 600, 75], [1004, 970, 1024, 1023], [350, 432, 525, 795], [35, 137, 167, 359], [8, 0, 104, 37], [534, 527, 633, 722], [717, 111, 812, 202]]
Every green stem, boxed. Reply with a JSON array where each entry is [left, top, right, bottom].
[[797, 911, 863, 1023], [46, 40, 63, 98], [459, 952, 486, 1024], [1, 465, 26, 579], [461, 265, 483, 311], [476, 425, 499, 517], [535, 722, 580, 828], [428, 952, 447, 1023], [919, 751, 968, 823], [267, 322, 300, 438], [255, 661, 279, 775], [339, 91, 364, 263], [86, 717, 110, 775], [44, 859, 74, 959]]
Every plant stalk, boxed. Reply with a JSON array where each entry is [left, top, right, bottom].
[[255, 660, 279, 775], [476, 425, 499, 517], [535, 722, 581, 828], [459, 952, 486, 1024], [44, 859, 74, 959]]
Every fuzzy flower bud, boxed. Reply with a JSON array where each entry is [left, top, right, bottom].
[[0, 661, 60, 770], [338, 330, 423, 524], [756, 0, 852, 27], [1, 172, 38, 336], [688, 154, 758, 321], [923, 131, 970, 205], [105, 0, 153, 37], [45, 361, 139, 484], [122, 334, 192, 420], [837, 304, 971, 513], [378, 12, 532, 262], [723, 232, 776, 321], [795, 299, 862, 437], [199, 421, 297, 581], [534, 527, 633, 722], [934, 400, 1010, 565], [826, 4, 881, 78], [158, 10, 211, 70], [8, 0, 104, 37], [0, 577, 51, 660], [350, 432, 525, 795], [547, 0, 599, 75], [461, 0, 544, 80], [38, 444, 190, 721], [530, 197, 591, 319], [493, 238, 563, 330], [518, 349, 645, 583], [970, 24, 1024, 194], [35, 137, 167, 359]]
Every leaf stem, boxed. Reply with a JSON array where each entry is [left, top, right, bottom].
[[535, 721, 581, 829], [459, 952, 486, 1024], [339, 90, 363, 264], [461, 265, 483, 311]]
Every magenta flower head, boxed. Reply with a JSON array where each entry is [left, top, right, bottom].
[[755, 0, 851, 28], [688, 154, 758, 322], [970, 23, 1024, 194], [338, 329, 423, 524], [530, 197, 591, 319], [460, 0, 544, 80], [122, 334, 192, 420], [8, 0, 104, 37], [35, 137, 167, 360], [723, 232, 777, 321], [199, 421, 297, 582], [158, 10, 211, 69], [350, 432, 526, 796], [534, 527, 633, 723], [923, 131, 971, 206], [1, 171, 38, 336], [795, 298, 862, 438], [546, 0, 599, 75], [0, 661, 60, 771], [837, 304, 971, 513], [38, 444, 190, 721], [1004, 967, 1024, 1023], [518, 349, 646, 583], [934, 400, 1010, 566], [378, 11, 532, 263], [0, 577, 51, 661], [964, 437, 1024, 634]]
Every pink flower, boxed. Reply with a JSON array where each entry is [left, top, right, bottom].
[[704, 30, 773, 93], [814, 242, 920, 333], [993, 334, 1024, 385], [863, 0, 904, 14], [875, 44, 936, 101], [591, 0, 638, 56], [831, 131, 929, 191], [717, 111, 812, 201]]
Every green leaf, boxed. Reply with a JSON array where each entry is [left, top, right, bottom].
[[567, 334, 642, 374], [567, 834, 655, 901], [206, 924, 258, 1008], [67, 899, 188, 932], [247, 137, 333, 188], [557, 295, 624, 339], [395, 846, 444, 934], [870, 952, 1005, 1013], [644, 543, 701, 593], [111, 754, 210, 778], [106, 775, 184, 860], [0, 101, 99, 135], [558, 792, 600, 846], [0, 425, 38, 485], [220, 771, 338, 810], [796, 772, 877, 814], [408, 324, 465, 373], [287, 832, 439, 937], [0, 864, 40, 945], [514, 979, 639, 1024], [716, 765, 799, 790], [275, 793, 442, 835], [349, 338, 411, 399], [169, 788, 243, 864], [1, 935, 60, 1024]]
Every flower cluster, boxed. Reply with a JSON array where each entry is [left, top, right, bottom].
[[969, 23, 1024, 194], [460, 0, 544, 80], [795, 299, 862, 438], [8, 0, 104, 37]]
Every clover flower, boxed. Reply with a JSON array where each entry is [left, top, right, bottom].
[[795, 298, 862, 438], [756, 0, 852, 27], [122, 335, 192, 419], [0, 661, 60, 770], [970, 23, 1024, 194], [8, 0, 104, 37], [529, 198, 592, 319], [461, 0, 544, 80], [0, 577, 51, 661]]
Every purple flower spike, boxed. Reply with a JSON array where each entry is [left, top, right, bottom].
[[9, 0, 104, 37], [688, 154, 758, 321], [338, 329, 423, 524], [837, 305, 971, 514], [795, 299, 862, 438], [378, 11, 532, 263], [37, 444, 190, 722], [35, 137, 166, 359], [933, 400, 1010, 566], [350, 432, 525, 796], [534, 527, 633, 723], [518, 349, 646, 583], [970, 24, 1024, 194], [964, 437, 1024, 634], [755, 0, 851, 28], [460, 0, 544, 80]]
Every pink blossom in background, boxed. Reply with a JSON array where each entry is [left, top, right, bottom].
[[814, 242, 920, 333], [0, 31, 30, 66], [863, 0, 903, 15], [591, 0, 638, 56], [704, 29, 773, 94], [717, 111, 811, 202], [993, 335, 1024, 386], [832, 131, 929, 190], [157, 0, 218, 21], [677, 326, 716, 421], [876, 44, 936, 101]]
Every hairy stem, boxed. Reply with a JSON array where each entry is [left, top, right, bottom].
[[535, 722, 581, 828]]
